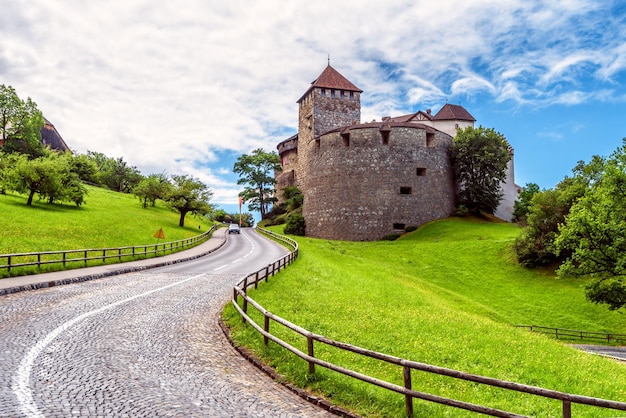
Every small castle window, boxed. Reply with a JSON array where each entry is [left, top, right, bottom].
[[381, 130, 390, 145], [340, 90, 345, 98], [349, 91, 354, 100], [400, 187, 412, 195], [416, 167, 427, 176], [426, 132, 435, 147], [393, 223, 406, 230], [341, 132, 350, 147], [331, 89, 336, 98], [321, 88, 326, 97]]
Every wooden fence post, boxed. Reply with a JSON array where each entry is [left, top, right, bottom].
[[404, 366, 414, 418], [255, 271, 259, 289], [264, 314, 270, 346], [307, 335, 315, 374], [563, 400, 571, 418]]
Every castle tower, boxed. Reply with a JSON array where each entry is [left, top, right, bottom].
[[296, 65, 362, 185]]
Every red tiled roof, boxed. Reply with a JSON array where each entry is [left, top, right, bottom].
[[311, 65, 362, 92], [433, 103, 475, 121], [298, 65, 362, 102]]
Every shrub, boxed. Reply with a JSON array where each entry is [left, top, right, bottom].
[[284, 213, 305, 236]]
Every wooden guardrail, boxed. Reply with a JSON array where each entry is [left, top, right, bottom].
[[516, 325, 626, 344], [0, 225, 218, 274], [232, 228, 626, 418]]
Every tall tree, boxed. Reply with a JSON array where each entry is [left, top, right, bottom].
[[165, 175, 213, 227], [11, 152, 87, 206], [133, 172, 171, 208], [450, 126, 511, 214], [513, 155, 605, 267], [0, 84, 46, 158], [233, 148, 281, 219], [556, 142, 626, 310]]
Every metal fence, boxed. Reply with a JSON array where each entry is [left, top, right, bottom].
[[232, 228, 626, 418], [0, 225, 217, 274]]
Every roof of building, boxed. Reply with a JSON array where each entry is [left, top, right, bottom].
[[297, 65, 362, 103], [433, 103, 476, 121], [41, 117, 71, 152], [387, 110, 434, 123]]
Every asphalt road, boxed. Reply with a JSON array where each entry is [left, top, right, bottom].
[[0, 228, 334, 417]]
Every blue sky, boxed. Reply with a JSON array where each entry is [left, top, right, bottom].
[[2, 1, 626, 219]]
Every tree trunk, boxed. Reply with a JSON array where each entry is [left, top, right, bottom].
[[27, 190, 35, 206], [179, 210, 187, 227]]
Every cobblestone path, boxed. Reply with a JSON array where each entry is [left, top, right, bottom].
[[0, 271, 333, 417]]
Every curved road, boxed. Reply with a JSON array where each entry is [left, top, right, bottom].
[[0, 228, 333, 417]]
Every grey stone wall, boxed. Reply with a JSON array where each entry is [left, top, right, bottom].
[[302, 123, 456, 241]]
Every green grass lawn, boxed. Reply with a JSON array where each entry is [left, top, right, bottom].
[[223, 217, 626, 417], [0, 186, 214, 277]]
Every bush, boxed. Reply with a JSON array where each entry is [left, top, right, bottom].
[[284, 213, 305, 236]]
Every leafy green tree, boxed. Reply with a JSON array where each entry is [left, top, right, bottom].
[[86, 151, 142, 192], [11, 152, 87, 206], [165, 175, 213, 227], [211, 208, 229, 223], [0, 84, 46, 158], [556, 143, 626, 310], [0, 151, 22, 193], [512, 182, 540, 225], [133, 173, 171, 208], [513, 189, 569, 267], [450, 126, 512, 214], [233, 148, 281, 219], [68, 153, 99, 184], [513, 155, 605, 267]]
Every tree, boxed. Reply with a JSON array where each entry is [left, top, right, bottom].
[[133, 172, 171, 208], [165, 175, 213, 227], [513, 155, 606, 267], [450, 126, 512, 214], [233, 148, 281, 219], [0, 84, 46, 158], [11, 152, 87, 206], [556, 143, 626, 310], [512, 182, 540, 225]]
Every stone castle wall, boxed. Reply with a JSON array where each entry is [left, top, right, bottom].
[[302, 123, 456, 241]]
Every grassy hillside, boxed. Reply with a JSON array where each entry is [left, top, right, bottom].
[[223, 217, 626, 417], [0, 186, 214, 275]]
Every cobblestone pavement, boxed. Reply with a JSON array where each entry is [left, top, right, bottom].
[[0, 270, 334, 417]]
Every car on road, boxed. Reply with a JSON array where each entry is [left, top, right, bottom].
[[228, 223, 241, 234]]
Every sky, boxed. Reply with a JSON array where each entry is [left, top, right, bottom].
[[2, 0, 626, 217]]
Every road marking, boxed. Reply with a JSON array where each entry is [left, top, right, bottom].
[[11, 273, 207, 418]]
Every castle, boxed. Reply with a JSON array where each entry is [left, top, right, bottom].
[[276, 64, 518, 241]]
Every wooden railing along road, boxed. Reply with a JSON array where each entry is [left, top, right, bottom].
[[232, 227, 626, 418], [0, 225, 218, 274], [516, 325, 626, 344]]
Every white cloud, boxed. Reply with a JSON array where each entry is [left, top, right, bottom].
[[1, 0, 625, 204]]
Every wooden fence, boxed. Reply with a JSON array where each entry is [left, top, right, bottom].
[[232, 228, 626, 418], [0, 225, 217, 274], [516, 325, 626, 344]]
